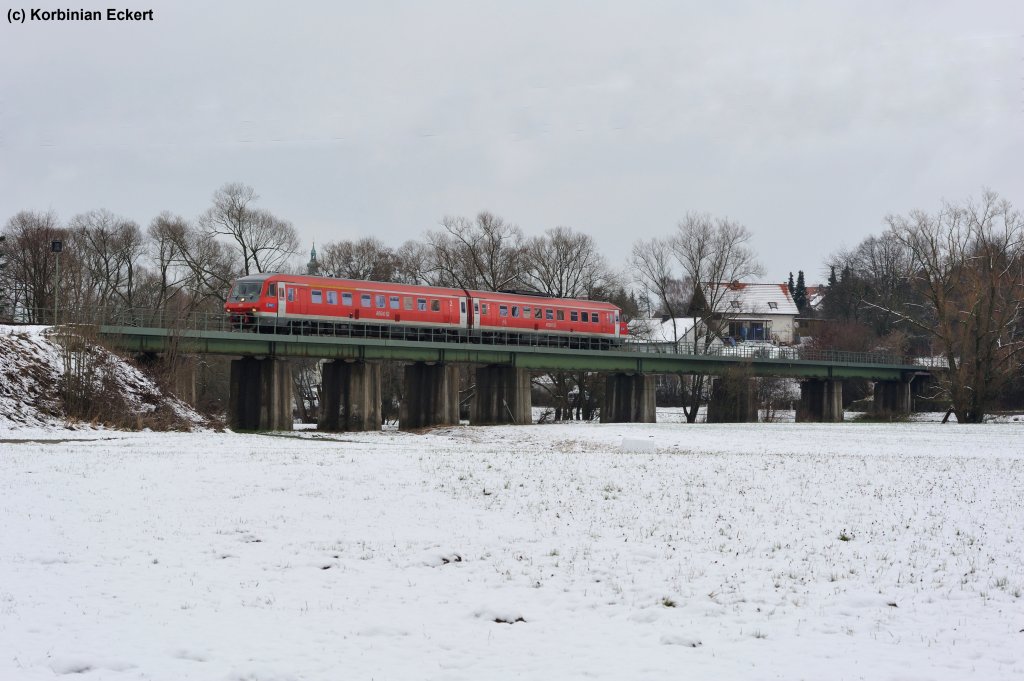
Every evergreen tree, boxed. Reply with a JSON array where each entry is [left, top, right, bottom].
[[827, 265, 838, 288], [794, 270, 808, 313], [787, 272, 795, 296]]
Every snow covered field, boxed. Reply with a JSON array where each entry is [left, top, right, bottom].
[[2, 421, 1023, 680]]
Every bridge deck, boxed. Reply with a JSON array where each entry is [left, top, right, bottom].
[[99, 326, 932, 381]]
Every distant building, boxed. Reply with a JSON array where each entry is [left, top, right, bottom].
[[690, 282, 800, 345], [306, 242, 319, 275], [627, 317, 698, 352]]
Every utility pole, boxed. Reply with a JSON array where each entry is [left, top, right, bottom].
[[51, 239, 63, 326]]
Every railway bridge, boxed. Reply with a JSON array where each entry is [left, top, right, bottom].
[[96, 319, 939, 432]]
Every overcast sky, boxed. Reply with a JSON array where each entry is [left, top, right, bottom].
[[1, 0, 1021, 283]]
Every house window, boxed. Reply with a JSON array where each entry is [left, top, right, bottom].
[[361, 293, 371, 307], [768, 301, 778, 310], [327, 290, 338, 305], [312, 289, 322, 304], [375, 294, 386, 308], [417, 298, 427, 311], [431, 299, 441, 312], [390, 296, 400, 309], [571, 311, 578, 322], [731, 300, 741, 308], [342, 292, 352, 306]]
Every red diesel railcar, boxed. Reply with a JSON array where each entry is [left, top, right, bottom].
[[224, 273, 628, 347]]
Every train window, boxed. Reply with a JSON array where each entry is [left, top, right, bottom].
[[312, 289, 323, 304], [523, 305, 531, 318], [556, 310, 565, 321], [361, 293, 371, 307], [545, 308, 553, 320], [499, 305, 508, 317], [460, 300, 466, 313], [417, 298, 426, 311], [375, 294, 386, 308], [288, 288, 295, 302], [342, 292, 353, 306], [390, 296, 400, 309], [592, 312, 599, 323], [511, 305, 519, 318], [431, 299, 441, 312], [327, 290, 338, 305], [614, 312, 620, 323], [571, 311, 578, 322], [404, 297, 413, 310], [474, 302, 479, 313], [267, 283, 276, 297], [482, 303, 489, 314]]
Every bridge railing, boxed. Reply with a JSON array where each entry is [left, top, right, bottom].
[[13, 306, 947, 369]]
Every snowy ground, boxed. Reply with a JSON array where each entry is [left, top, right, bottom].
[[2, 420, 1023, 680]]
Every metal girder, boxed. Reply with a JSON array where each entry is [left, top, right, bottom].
[[98, 326, 925, 381]]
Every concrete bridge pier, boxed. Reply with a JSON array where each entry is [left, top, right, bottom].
[[601, 373, 656, 423], [319, 360, 382, 431], [228, 357, 293, 431], [471, 365, 532, 425], [706, 376, 758, 423], [872, 378, 912, 417], [796, 379, 843, 422], [400, 363, 460, 430]]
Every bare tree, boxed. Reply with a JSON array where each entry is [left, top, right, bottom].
[[145, 212, 192, 313], [0, 210, 66, 323], [319, 237, 399, 281], [163, 218, 239, 306], [884, 190, 1023, 423], [199, 182, 298, 275], [670, 212, 764, 423], [628, 238, 690, 341], [425, 211, 525, 291], [69, 209, 145, 313], [522, 226, 616, 298], [520, 226, 618, 421], [825, 232, 920, 334], [394, 239, 433, 285]]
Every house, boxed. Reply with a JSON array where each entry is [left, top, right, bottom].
[[690, 282, 800, 345], [626, 316, 698, 352]]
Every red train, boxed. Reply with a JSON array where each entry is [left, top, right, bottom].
[[225, 273, 629, 348]]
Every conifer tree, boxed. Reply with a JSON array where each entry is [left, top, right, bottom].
[[787, 271, 795, 296], [794, 270, 808, 313]]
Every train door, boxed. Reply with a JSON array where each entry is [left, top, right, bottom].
[[459, 297, 469, 329], [284, 283, 302, 315], [277, 282, 286, 319]]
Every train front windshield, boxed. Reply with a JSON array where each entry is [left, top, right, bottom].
[[229, 282, 262, 301]]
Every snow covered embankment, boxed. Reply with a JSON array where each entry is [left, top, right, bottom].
[[0, 325, 209, 433]]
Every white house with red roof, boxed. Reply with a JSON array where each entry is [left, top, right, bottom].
[[692, 282, 801, 345]]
